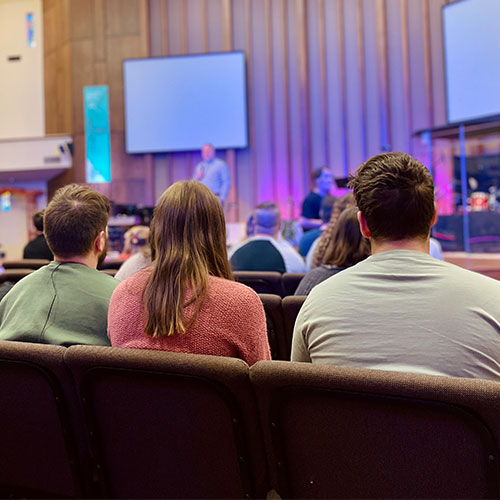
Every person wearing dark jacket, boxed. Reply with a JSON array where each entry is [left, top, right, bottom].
[[23, 210, 53, 260]]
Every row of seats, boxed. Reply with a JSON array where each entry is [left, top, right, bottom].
[[2, 261, 306, 296], [259, 294, 305, 360], [1, 340, 499, 499]]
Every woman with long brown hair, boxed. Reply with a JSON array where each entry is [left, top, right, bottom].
[[295, 207, 370, 295], [108, 181, 270, 365]]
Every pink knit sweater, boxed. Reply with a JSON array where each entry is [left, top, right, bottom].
[[108, 269, 271, 366]]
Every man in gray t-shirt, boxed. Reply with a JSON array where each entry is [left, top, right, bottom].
[[292, 152, 500, 381]]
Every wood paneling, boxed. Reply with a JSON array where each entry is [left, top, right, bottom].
[[45, 0, 461, 220], [44, 0, 153, 205]]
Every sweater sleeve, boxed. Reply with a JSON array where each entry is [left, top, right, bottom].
[[233, 286, 271, 366]]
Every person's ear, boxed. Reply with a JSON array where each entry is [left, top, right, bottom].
[[430, 203, 438, 228], [95, 230, 106, 254], [357, 211, 371, 238]]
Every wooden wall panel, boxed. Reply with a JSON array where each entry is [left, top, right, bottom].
[[46, 0, 458, 220], [44, 0, 152, 204]]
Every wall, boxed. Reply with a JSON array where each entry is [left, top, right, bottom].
[[0, 0, 44, 139], [43, 0, 153, 205], [148, 0, 453, 222]]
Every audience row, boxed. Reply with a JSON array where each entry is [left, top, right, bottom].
[[1, 152, 500, 383]]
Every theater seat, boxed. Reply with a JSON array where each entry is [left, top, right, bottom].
[[251, 361, 500, 499], [0, 269, 33, 284], [233, 271, 283, 296], [281, 296, 306, 360], [0, 341, 85, 498], [3, 259, 49, 270], [281, 273, 305, 296], [65, 346, 269, 499]]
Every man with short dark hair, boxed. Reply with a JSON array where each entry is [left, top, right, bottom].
[[23, 210, 53, 260], [300, 166, 333, 230], [229, 202, 305, 273], [292, 152, 500, 381], [0, 184, 118, 346]]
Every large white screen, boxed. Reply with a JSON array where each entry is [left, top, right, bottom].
[[443, 0, 500, 124], [124, 52, 248, 153]]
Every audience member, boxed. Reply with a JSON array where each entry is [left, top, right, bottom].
[[23, 210, 53, 260], [295, 207, 370, 295], [292, 152, 500, 381], [229, 202, 306, 273], [0, 184, 118, 346], [108, 181, 270, 366], [309, 193, 356, 269], [298, 195, 335, 257], [300, 167, 333, 230], [115, 226, 152, 281]]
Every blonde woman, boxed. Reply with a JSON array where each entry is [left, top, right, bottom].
[[108, 181, 270, 365]]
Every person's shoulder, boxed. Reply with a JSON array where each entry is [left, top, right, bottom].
[[115, 267, 151, 295], [208, 276, 261, 305]]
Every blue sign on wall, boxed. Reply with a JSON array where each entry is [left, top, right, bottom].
[[84, 86, 111, 183]]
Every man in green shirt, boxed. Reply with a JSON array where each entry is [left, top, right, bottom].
[[0, 184, 119, 346]]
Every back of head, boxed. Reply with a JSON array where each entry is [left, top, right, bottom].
[[319, 196, 335, 223], [145, 180, 232, 337], [349, 152, 435, 241], [44, 184, 110, 258], [123, 225, 150, 256], [254, 202, 281, 236], [312, 193, 356, 268], [33, 210, 44, 232], [322, 207, 370, 268]]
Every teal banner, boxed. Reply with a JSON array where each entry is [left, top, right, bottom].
[[84, 86, 111, 183]]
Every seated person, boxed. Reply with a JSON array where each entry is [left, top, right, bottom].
[[295, 207, 370, 295], [300, 166, 333, 230], [292, 152, 500, 381], [298, 195, 335, 257], [0, 184, 118, 346], [229, 202, 306, 273], [108, 181, 270, 366], [115, 225, 152, 281], [23, 210, 53, 260], [306, 193, 356, 270]]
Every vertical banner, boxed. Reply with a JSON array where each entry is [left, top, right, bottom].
[[26, 13, 36, 47], [83, 86, 111, 183]]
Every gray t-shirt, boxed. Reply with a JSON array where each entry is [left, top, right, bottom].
[[292, 250, 500, 381]]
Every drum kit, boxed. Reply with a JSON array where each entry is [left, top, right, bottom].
[[469, 187, 498, 212]]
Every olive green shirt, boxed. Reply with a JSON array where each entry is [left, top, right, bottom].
[[0, 262, 118, 347]]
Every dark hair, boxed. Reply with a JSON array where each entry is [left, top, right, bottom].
[[44, 184, 111, 258], [348, 152, 434, 241], [322, 207, 370, 267], [319, 195, 335, 223], [312, 193, 355, 268], [311, 166, 328, 182], [33, 210, 44, 232], [254, 202, 280, 234], [144, 181, 233, 337]]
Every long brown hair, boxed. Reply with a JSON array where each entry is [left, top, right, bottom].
[[143, 181, 233, 337], [312, 193, 355, 268], [322, 207, 370, 267]]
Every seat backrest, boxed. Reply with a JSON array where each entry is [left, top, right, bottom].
[[0, 268, 33, 284], [281, 273, 305, 296], [281, 295, 306, 360], [0, 340, 85, 498], [97, 259, 123, 270], [251, 361, 500, 499], [233, 271, 283, 296], [258, 294, 286, 360], [65, 346, 269, 499], [100, 268, 118, 277], [3, 259, 49, 270]]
